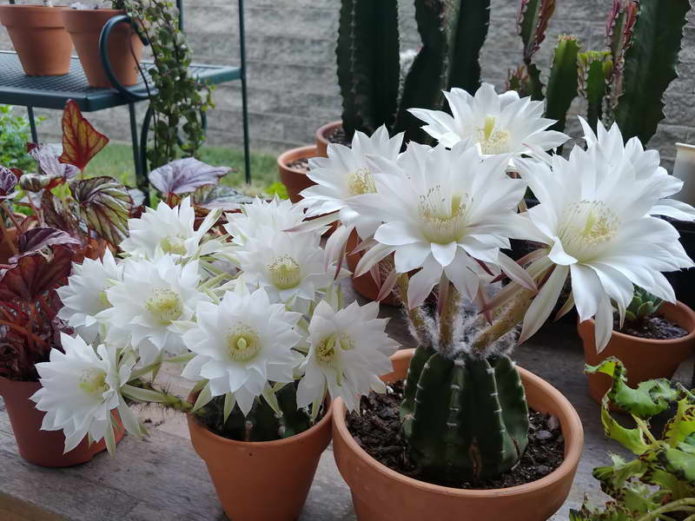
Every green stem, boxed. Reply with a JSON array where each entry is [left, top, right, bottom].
[[636, 499, 695, 521], [471, 289, 534, 352]]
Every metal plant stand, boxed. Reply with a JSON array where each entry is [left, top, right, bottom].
[[0, 0, 251, 199]]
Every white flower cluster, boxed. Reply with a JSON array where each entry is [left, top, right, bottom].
[[33, 196, 398, 452]]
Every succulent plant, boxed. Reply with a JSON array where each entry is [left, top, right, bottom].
[[572, 359, 695, 520], [625, 287, 663, 325], [337, 0, 490, 142], [401, 346, 529, 482], [578, 51, 613, 132], [544, 35, 580, 133]]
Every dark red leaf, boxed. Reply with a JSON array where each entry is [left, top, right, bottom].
[[18, 228, 81, 255], [0, 245, 75, 301], [41, 191, 80, 236], [0, 167, 18, 199], [70, 176, 132, 246], [59, 100, 110, 171]]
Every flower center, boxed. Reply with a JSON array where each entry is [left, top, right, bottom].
[[418, 186, 470, 244], [160, 235, 187, 255], [98, 290, 110, 309], [478, 116, 511, 155], [267, 255, 302, 290], [315, 333, 353, 365], [557, 200, 620, 262], [226, 325, 261, 362], [145, 288, 184, 325], [346, 168, 376, 196], [79, 369, 108, 396]]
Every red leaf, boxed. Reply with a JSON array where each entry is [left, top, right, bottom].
[[59, 100, 110, 171], [0, 245, 75, 301]]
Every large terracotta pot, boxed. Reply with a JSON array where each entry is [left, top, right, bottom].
[[579, 301, 695, 403], [61, 9, 143, 89], [0, 5, 73, 76], [315, 120, 343, 158], [187, 401, 333, 521], [278, 145, 318, 203], [0, 376, 122, 467], [346, 230, 398, 306], [333, 349, 584, 521]]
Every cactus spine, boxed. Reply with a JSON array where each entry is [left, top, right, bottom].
[[614, 0, 691, 144], [401, 346, 529, 483]]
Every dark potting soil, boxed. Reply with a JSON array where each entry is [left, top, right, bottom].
[[615, 315, 688, 340], [327, 126, 350, 147], [347, 382, 565, 490], [287, 157, 310, 173]]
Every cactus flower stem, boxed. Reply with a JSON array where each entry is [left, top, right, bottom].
[[438, 280, 460, 358], [472, 289, 535, 352], [398, 273, 432, 346]]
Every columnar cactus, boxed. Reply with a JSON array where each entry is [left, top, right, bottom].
[[400, 346, 530, 483], [516, 0, 557, 100], [578, 51, 613, 132], [544, 35, 580, 132]]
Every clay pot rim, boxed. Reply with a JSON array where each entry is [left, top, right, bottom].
[[580, 300, 695, 346], [277, 145, 317, 176], [333, 348, 584, 498], [62, 8, 125, 13], [187, 398, 333, 449], [0, 4, 70, 10], [0, 375, 40, 394], [315, 120, 342, 145]]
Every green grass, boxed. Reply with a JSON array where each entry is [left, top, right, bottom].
[[85, 143, 279, 191]]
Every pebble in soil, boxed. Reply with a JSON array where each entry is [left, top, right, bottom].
[[287, 157, 310, 173], [327, 126, 350, 147], [347, 382, 565, 490], [615, 315, 687, 340]]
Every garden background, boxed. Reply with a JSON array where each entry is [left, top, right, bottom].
[[1, 0, 694, 171]]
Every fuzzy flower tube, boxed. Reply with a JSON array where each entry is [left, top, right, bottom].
[[33, 197, 398, 452], [299, 83, 695, 484]]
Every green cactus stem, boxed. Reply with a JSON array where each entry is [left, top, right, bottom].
[[517, 0, 557, 100], [401, 346, 529, 483], [613, 0, 691, 144], [337, 0, 400, 139], [578, 51, 613, 131], [545, 35, 580, 132], [605, 0, 638, 117]]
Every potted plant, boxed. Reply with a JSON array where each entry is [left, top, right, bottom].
[[0, 0, 73, 76], [579, 287, 695, 403], [277, 145, 318, 204], [571, 359, 695, 520], [61, 1, 143, 88], [33, 194, 399, 520], [307, 79, 695, 520], [0, 101, 133, 467]]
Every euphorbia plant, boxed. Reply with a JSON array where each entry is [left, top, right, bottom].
[[571, 359, 695, 521], [299, 82, 695, 485], [32, 196, 398, 452], [0, 101, 133, 382]]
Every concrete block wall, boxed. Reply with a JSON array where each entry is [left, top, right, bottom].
[[0, 0, 694, 169]]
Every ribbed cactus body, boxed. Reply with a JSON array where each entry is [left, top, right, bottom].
[[401, 346, 529, 483], [545, 35, 580, 133], [204, 383, 314, 442]]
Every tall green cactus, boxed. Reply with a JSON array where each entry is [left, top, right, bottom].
[[517, 0, 556, 100], [605, 0, 638, 116], [544, 35, 580, 133], [337, 0, 400, 139], [578, 51, 613, 131], [401, 346, 529, 483], [201, 383, 315, 442], [338, 0, 490, 142], [614, 0, 691, 144]]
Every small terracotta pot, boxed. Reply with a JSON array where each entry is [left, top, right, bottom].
[[578, 301, 695, 403], [346, 230, 399, 306], [333, 349, 584, 521], [187, 402, 333, 521], [62, 9, 143, 89], [0, 5, 73, 76], [0, 376, 123, 467], [315, 120, 343, 158], [278, 145, 318, 204]]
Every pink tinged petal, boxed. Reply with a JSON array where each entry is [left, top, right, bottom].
[[548, 238, 578, 266], [394, 243, 431, 272], [430, 242, 458, 267], [498, 252, 536, 291], [377, 269, 399, 302], [374, 221, 419, 246], [407, 258, 442, 309], [355, 244, 395, 277], [324, 224, 352, 268], [519, 265, 569, 344], [570, 264, 603, 322], [594, 294, 614, 354]]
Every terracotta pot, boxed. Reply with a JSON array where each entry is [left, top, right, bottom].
[[346, 230, 399, 306], [278, 145, 318, 204], [61, 9, 143, 89], [0, 227, 17, 265], [187, 402, 333, 521], [578, 301, 695, 403], [0, 376, 123, 467], [0, 5, 73, 76], [315, 120, 343, 158], [333, 349, 584, 521]]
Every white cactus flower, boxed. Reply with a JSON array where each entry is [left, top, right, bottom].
[[223, 197, 307, 247]]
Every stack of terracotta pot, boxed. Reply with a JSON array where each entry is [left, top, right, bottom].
[[0, 3, 142, 88]]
